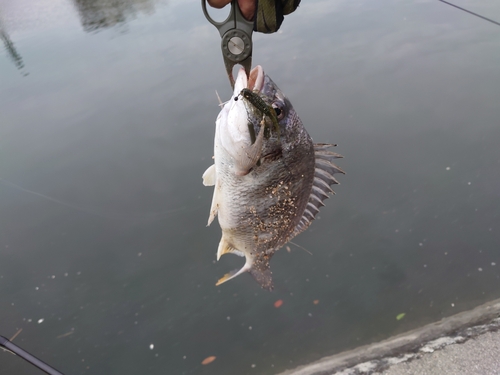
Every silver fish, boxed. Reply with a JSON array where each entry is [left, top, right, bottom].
[[202, 65, 344, 290]]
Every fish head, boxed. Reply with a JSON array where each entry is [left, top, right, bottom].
[[246, 65, 302, 146], [214, 67, 256, 173], [248, 65, 287, 120], [215, 65, 301, 177]]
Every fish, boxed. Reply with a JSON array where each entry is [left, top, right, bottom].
[[202, 65, 344, 290]]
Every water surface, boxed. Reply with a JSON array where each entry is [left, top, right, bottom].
[[1, 0, 500, 373]]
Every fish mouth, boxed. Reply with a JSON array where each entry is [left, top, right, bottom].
[[248, 65, 265, 92], [234, 65, 265, 95]]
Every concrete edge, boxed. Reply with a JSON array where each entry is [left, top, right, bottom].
[[277, 298, 500, 375]]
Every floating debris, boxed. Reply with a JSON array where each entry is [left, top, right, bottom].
[[313, 300, 319, 305], [202, 356, 216, 365], [56, 331, 75, 339], [149, 344, 154, 350], [396, 313, 406, 321], [274, 300, 283, 308], [10, 329, 22, 341]]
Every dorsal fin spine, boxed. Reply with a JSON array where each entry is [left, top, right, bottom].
[[292, 143, 343, 237]]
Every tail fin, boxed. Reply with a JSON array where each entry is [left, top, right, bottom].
[[249, 265, 274, 291]]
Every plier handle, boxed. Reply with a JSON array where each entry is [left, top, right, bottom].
[[202, 0, 254, 88]]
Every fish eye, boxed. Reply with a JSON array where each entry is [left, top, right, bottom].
[[272, 102, 285, 120]]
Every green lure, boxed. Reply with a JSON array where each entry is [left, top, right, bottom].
[[237, 88, 281, 140]]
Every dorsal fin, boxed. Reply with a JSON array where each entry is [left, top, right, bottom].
[[293, 143, 344, 237]]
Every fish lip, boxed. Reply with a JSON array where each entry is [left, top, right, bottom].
[[233, 65, 265, 95], [233, 67, 248, 96], [248, 65, 264, 92]]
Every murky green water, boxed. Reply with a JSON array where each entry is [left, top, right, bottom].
[[1, 0, 500, 373]]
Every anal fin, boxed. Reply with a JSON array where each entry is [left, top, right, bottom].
[[215, 253, 274, 291], [215, 238, 275, 290], [216, 251, 253, 286]]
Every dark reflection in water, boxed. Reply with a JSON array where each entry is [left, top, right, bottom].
[[72, 0, 158, 32], [0, 17, 27, 75]]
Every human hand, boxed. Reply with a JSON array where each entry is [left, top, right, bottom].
[[207, 0, 256, 21], [207, 0, 301, 33]]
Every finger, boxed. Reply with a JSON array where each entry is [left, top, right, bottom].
[[207, 0, 232, 9], [238, 0, 256, 20]]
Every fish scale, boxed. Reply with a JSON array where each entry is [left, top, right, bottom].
[[202, 65, 344, 290]]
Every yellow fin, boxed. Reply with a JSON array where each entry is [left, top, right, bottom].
[[216, 256, 253, 286], [216, 270, 240, 286], [216, 236, 233, 261]]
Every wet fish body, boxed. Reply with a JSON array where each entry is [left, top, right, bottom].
[[203, 65, 343, 290]]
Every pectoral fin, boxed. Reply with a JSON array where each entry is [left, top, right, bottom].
[[202, 164, 216, 186]]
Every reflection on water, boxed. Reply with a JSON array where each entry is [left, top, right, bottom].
[[72, 0, 157, 32], [0, 15, 27, 75]]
